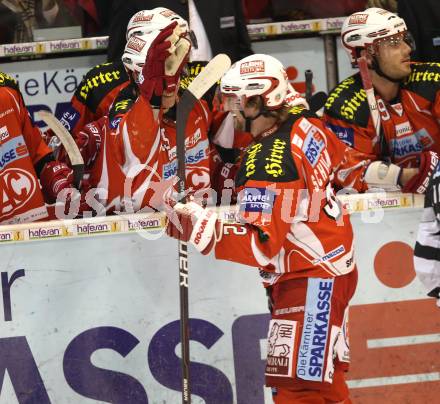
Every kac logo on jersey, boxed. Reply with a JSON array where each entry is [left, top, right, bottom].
[[297, 278, 333, 382], [240, 188, 277, 214], [303, 129, 325, 167], [326, 123, 354, 147], [110, 117, 122, 129], [59, 107, 80, 131]]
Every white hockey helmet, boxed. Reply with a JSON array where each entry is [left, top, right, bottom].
[[122, 34, 150, 80], [341, 8, 411, 67], [126, 7, 189, 40], [220, 54, 289, 111]]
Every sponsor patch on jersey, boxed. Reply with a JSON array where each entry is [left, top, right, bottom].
[[0, 136, 29, 170], [391, 102, 403, 116], [265, 319, 298, 378], [0, 126, 9, 142], [390, 128, 434, 157], [296, 278, 333, 382], [326, 123, 354, 147], [110, 116, 122, 129], [264, 137, 288, 178], [59, 106, 80, 131], [239, 187, 277, 214], [395, 121, 413, 137], [312, 245, 345, 265], [302, 128, 325, 167], [162, 139, 208, 179]]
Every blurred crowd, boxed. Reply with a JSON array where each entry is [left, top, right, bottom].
[[0, 0, 372, 44]]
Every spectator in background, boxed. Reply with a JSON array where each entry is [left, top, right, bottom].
[[367, 0, 397, 12], [0, 0, 74, 43], [242, 0, 273, 23], [270, 0, 367, 21], [398, 0, 440, 62], [63, 0, 101, 36], [105, 0, 253, 63]]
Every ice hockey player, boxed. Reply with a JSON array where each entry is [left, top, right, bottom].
[[0, 71, 76, 224], [323, 7, 440, 195], [165, 53, 429, 403], [71, 13, 212, 216], [60, 7, 189, 136]]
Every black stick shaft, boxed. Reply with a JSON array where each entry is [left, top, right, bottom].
[[305, 69, 313, 104], [176, 90, 198, 404]]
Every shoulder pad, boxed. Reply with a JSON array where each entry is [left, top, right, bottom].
[[0, 71, 19, 91], [108, 85, 136, 128], [235, 115, 300, 187], [74, 60, 129, 111], [403, 63, 440, 103], [324, 73, 370, 128]]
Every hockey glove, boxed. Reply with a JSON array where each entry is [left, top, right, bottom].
[[163, 24, 191, 95], [211, 160, 239, 205], [139, 22, 177, 102], [402, 151, 439, 194], [166, 200, 222, 255], [74, 121, 102, 167], [39, 160, 74, 203]]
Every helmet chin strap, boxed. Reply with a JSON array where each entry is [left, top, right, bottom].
[[371, 57, 402, 83], [239, 102, 274, 132], [239, 110, 263, 132]]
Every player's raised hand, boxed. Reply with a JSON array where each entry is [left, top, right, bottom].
[[139, 21, 191, 102], [139, 22, 177, 101]]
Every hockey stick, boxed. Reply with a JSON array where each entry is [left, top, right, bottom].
[[176, 53, 231, 404], [38, 110, 84, 188], [357, 57, 384, 149], [305, 69, 313, 105], [358, 57, 392, 161]]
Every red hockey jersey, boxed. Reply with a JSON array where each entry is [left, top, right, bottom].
[[61, 61, 129, 136], [78, 94, 212, 214], [0, 72, 52, 224], [323, 62, 440, 167], [214, 109, 361, 286]]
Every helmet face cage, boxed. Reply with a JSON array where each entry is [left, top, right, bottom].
[[341, 8, 410, 67], [369, 30, 415, 54]]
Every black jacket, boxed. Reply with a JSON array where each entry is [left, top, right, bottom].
[[105, 0, 253, 63], [398, 0, 440, 62]]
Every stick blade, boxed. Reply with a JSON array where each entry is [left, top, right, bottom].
[[38, 110, 84, 187], [186, 53, 231, 99]]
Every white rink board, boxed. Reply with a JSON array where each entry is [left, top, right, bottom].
[[0, 54, 106, 128], [0, 200, 435, 403], [252, 37, 328, 94]]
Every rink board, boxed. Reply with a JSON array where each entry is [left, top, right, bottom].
[[0, 195, 439, 404]]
